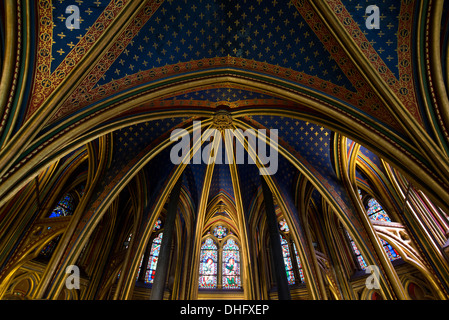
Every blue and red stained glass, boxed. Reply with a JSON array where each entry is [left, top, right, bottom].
[[199, 238, 218, 289], [279, 219, 290, 233], [222, 239, 240, 289], [280, 235, 295, 285], [347, 231, 368, 270], [365, 198, 401, 261], [380, 239, 401, 261], [146, 233, 163, 283], [49, 194, 75, 218], [366, 198, 391, 222], [213, 225, 227, 239], [293, 243, 305, 283], [153, 218, 162, 230], [357, 256, 368, 270]]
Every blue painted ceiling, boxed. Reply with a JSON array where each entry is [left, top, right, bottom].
[[91, 0, 355, 90], [46, 0, 405, 222]]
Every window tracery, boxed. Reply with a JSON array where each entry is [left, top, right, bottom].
[[198, 224, 241, 290]]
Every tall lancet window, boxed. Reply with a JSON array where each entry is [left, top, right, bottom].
[[146, 232, 163, 283], [347, 231, 368, 270], [293, 243, 305, 283], [222, 238, 241, 289], [280, 235, 296, 285], [199, 238, 218, 289], [278, 218, 305, 284], [366, 197, 401, 262]]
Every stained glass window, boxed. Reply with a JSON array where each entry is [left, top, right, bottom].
[[279, 219, 290, 233], [293, 243, 305, 283], [365, 197, 401, 261], [380, 238, 401, 262], [213, 225, 227, 239], [222, 238, 241, 289], [346, 231, 368, 270], [153, 218, 162, 231], [48, 193, 75, 218], [199, 238, 218, 289], [146, 232, 163, 283], [137, 254, 144, 280], [366, 198, 392, 222], [280, 235, 295, 285]]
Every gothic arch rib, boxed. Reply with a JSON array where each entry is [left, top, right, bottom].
[[2, 73, 449, 215]]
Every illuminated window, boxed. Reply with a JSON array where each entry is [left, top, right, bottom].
[[40, 192, 78, 258], [199, 238, 218, 289], [365, 197, 401, 261], [153, 218, 162, 231], [145, 232, 163, 283], [293, 243, 305, 283], [48, 193, 75, 218], [366, 198, 392, 222], [280, 235, 296, 285], [380, 238, 401, 262], [279, 219, 290, 232], [222, 238, 241, 289], [213, 225, 227, 239], [347, 231, 368, 270], [278, 219, 304, 284]]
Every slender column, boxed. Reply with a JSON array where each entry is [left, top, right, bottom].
[[150, 176, 183, 300], [261, 178, 291, 300]]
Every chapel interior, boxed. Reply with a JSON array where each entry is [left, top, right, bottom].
[[1, 0, 449, 300]]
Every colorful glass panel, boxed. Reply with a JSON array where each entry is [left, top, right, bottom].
[[222, 239, 241, 289], [365, 197, 400, 261], [49, 194, 75, 218], [146, 232, 163, 283], [293, 243, 305, 283], [199, 238, 218, 289], [153, 218, 162, 231], [280, 235, 295, 285], [366, 198, 391, 222], [380, 239, 401, 261], [347, 231, 367, 270], [213, 225, 227, 239], [279, 219, 290, 233], [137, 254, 144, 280], [357, 256, 368, 270]]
